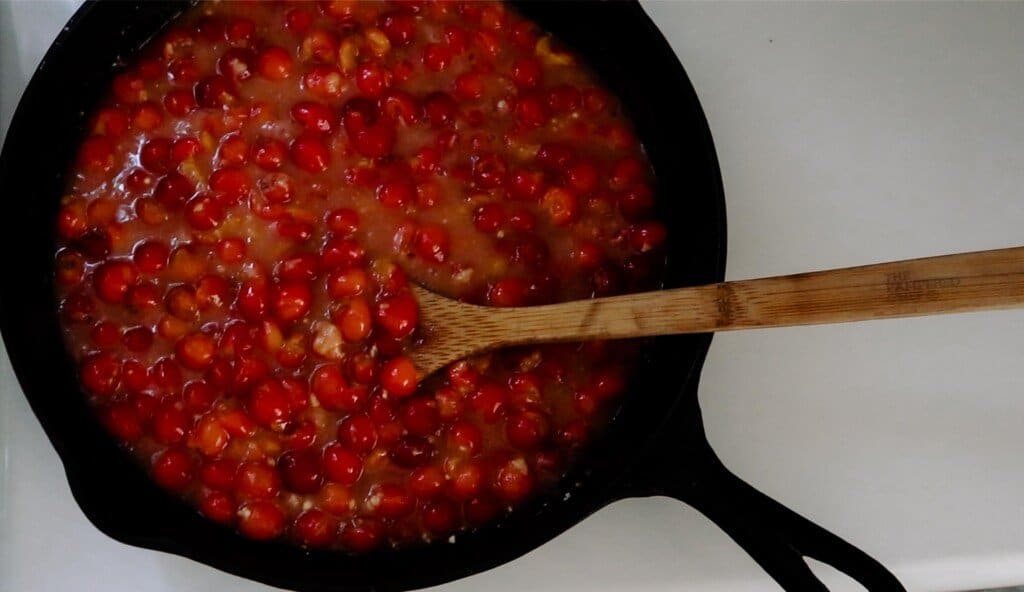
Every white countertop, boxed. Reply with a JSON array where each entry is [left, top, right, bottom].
[[3, 2, 1024, 591]]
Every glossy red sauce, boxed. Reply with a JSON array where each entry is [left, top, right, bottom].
[[54, 0, 666, 550]]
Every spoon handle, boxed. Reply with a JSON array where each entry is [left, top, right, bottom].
[[497, 245, 1024, 343]]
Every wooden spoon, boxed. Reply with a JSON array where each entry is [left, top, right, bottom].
[[410, 245, 1024, 377]]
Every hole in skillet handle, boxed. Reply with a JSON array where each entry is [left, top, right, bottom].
[[634, 427, 906, 591]]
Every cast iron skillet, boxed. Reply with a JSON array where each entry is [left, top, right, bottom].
[[0, 1, 906, 590]]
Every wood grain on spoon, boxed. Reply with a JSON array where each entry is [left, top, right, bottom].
[[410, 245, 1024, 377]]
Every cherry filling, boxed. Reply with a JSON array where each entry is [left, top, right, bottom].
[[55, 0, 666, 551]]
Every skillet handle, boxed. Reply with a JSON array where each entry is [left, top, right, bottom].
[[664, 456, 905, 591]]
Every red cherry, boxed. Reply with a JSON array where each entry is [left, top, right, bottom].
[[374, 293, 418, 338], [271, 281, 312, 323], [514, 93, 548, 128], [334, 300, 370, 346], [412, 224, 449, 264], [340, 518, 382, 552], [140, 138, 173, 173], [547, 84, 582, 114], [56, 202, 88, 239], [315, 360, 365, 403], [628, 221, 667, 253], [506, 410, 549, 449], [376, 177, 415, 208], [250, 137, 288, 171], [320, 236, 365, 270], [89, 321, 120, 349], [200, 490, 236, 524], [303, 65, 343, 98], [443, 25, 469, 53], [249, 379, 291, 428], [290, 134, 331, 173], [380, 90, 418, 124], [130, 101, 164, 131], [184, 380, 217, 413], [541, 186, 579, 226], [282, 420, 317, 450], [238, 501, 285, 541], [191, 414, 230, 456], [326, 268, 369, 299], [80, 352, 121, 397], [256, 46, 293, 80], [423, 92, 457, 128], [295, 509, 336, 547], [171, 137, 201, 163], [323, 442, 363, 485], [619, 184, 655, 220], [448, 462, 483, 501], [286, 7, 314, 32], [209, 167, 252, 204], [73, 229, 111, 261], [536, 142, 573, 170], [508, 209, 537, 232], [102, 402, 143, 441], [326, 208, 360, 235], [279, 449, 323, 494], [509, 169, 545, 201], [152, 403, 189, 445], [77, 136, 117, 172], [422, 43, 451, 71], [300, 29, 338, 63], [487, 277, 530, 307], [379, 11, 416, 47], [91, 107, 129, 137], [454, 71, 485, 100], [470, 383, 507, 423], [112, 72, 145, 103], [422, 500, 457, 534], [380, 357, 418, 398], [226, 17, 255, 44], [566, 160, 599, 193], [351, 123, 395, 158], [494, 457, 534, 503], [399, 396, 439, 436], [291, 101, 336, 134], [123, 326, 153, 353], [609, 156, 645, 191], [175, 332, 216, 370], [154, 172, 194, 209], [591, 368, 626, 400], [235, 461, 282, 500], [151, 447, 194, 491], [389, 436, 435, 468], [55, 249, 86, 286], [341, 97, 379, 132], [338, 414, 377, 454], [356, 62, 390, 98], [195, 75, 236, 108], [473, 203, 505, 233], [185, 193, 225, 230], [448, 421, 483, 455], [218, 48, 255, 82], [510, 57, 542, 89], [472, 153, 507, 189], [465, 495, 500, 525], [276, 253, 320, 282], [93, 260, 138, 304], [367, 483, 413, 518], [408, 466, 445, 499]]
